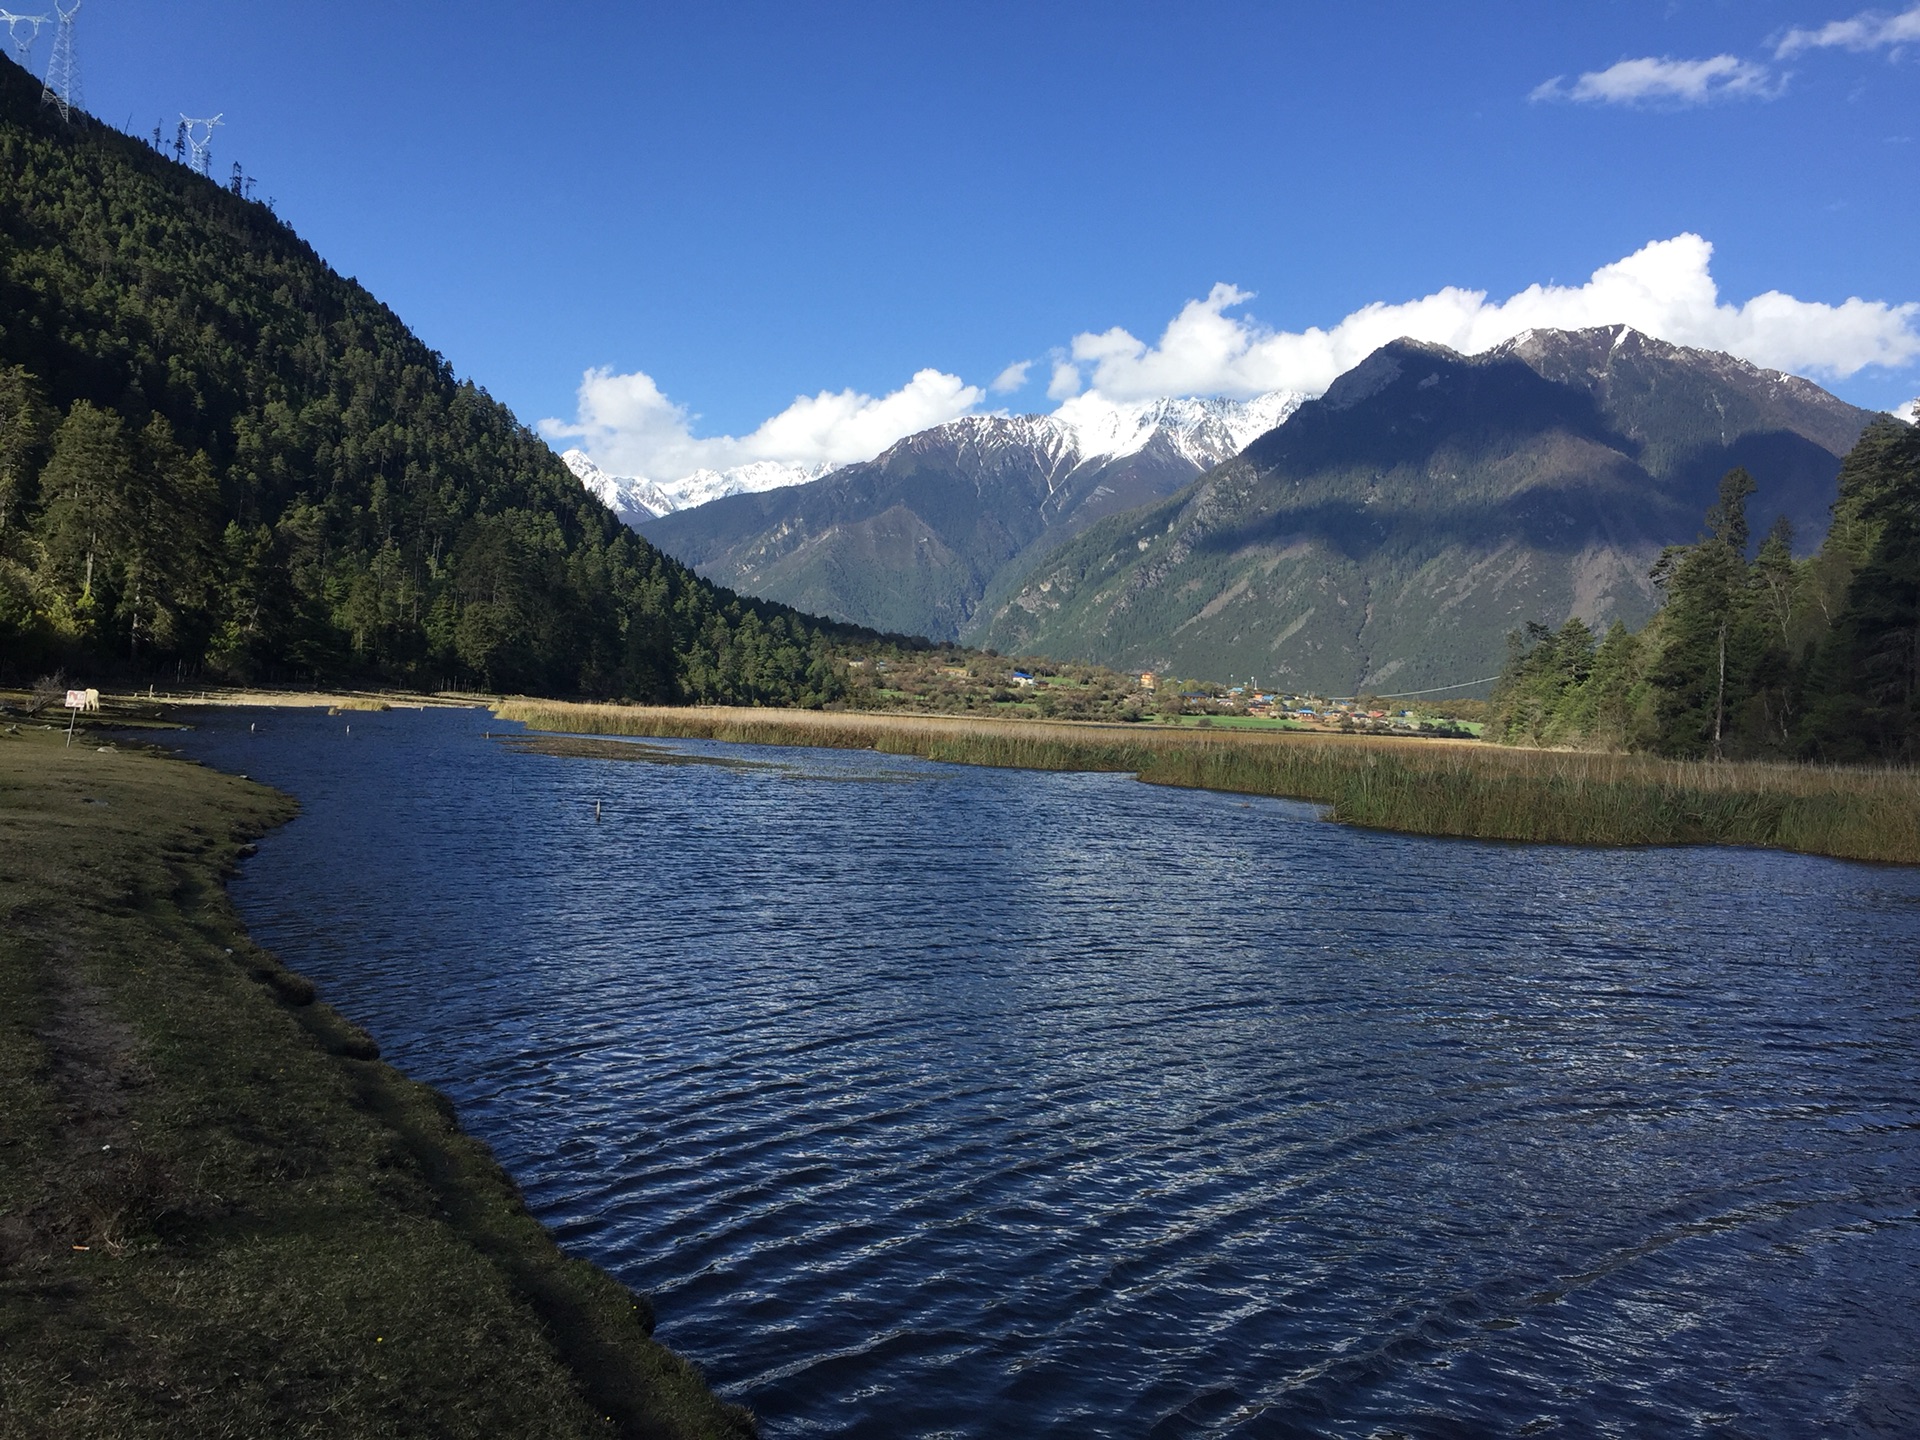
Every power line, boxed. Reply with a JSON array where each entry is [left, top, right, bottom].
[[1367, 675, 1502, 699]]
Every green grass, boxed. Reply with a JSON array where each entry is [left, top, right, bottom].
[[0, 718, 753, 1439], [494, 701, 1920, 866]]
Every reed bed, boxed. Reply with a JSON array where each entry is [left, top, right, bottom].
[[493, 701, 1920, 865]]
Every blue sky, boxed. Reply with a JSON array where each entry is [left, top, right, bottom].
[[52, 1, 1920, 479]]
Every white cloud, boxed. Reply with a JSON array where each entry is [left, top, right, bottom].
[[990, 360, 1031, 394], [548, 238, 1918, 489], [1776, 4, 1920, 56], [1045, 359, 1083, 401], [1897, 397, 1920, 423], [541, 367, 981, 482], [1531, 54, 1778, 105], [1056, 235, 1920, 403]]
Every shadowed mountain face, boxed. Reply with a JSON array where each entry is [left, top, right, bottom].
[[976, 328, 1877, 695], [639, 398, 1300, 641]]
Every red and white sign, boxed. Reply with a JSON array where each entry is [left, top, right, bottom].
[[64, 690, 87, 710]]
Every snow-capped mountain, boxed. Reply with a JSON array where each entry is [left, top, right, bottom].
[[563, 391, 1304, 528], [981, 326, 1877, 695], [850, 390, 1308, 524], [562, 451, 683, 525], [636, 390, 1306, 642], [562, 449, 834, 524], [665, 458, 837, 512], [1048, 391, 1306, 471]]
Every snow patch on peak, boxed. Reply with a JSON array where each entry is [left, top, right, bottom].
[[563, 450, 680, 524], [667, 459, 837, 511], [566, 390, 1305, 529], [874, 390, 1305, 480], [562, 448, 831, 522], [1047, 390, 1306, 466]]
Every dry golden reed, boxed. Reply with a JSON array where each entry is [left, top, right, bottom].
[[493, 701, 1920, 865]]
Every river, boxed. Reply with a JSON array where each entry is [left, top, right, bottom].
[[172, 705, 1920, 1438]]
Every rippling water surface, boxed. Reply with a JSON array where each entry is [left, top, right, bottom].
[[174, 706, 1920, 1438]]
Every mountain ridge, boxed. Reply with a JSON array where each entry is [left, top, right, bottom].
[[563, 389, 1302, 524], [976, 326, 1878, 693], [632, 390, 1304, 639]]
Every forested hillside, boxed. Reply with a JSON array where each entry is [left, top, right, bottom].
[[1490, 419, 1920, 761], [0, 57, 864, 702]]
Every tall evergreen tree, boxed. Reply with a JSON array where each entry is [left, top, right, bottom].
[[1647, 468, 1757, 758], [1490, 427, 1920, 764], [1582, 620, 1649, 749], [1489, 617, 1597, 746], [0, 364, 52, 539], [34, 401, 136, 639], [1801, 420, 1920, 760], [119, 415, 221, 660], [1739, 516, 1805, 749]]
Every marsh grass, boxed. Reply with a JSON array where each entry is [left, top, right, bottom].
[[0, 725, 752, 1439], [495, 702, 1920, 865]]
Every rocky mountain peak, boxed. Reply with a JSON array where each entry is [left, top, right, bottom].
[[979, 329, 1878, 697], [561, 449, 682, 525], [569, 390, 1306, 527]]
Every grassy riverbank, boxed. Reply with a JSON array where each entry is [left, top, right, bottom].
[[0, 720, 752, 1439], [495, 702, 1920, 866]]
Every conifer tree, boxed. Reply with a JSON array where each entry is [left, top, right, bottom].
[[1738, 516, 1804, 748], [35, 401, 136, 637], [0, 365, 53, 540], [1488, 430, 1920, 762], [0, 63, 877, 698], [1647, 468, 1757, 758], [119, 415, 221, 659], [1581, 620, 1648, 749], [1801, 419, 1920, 759]]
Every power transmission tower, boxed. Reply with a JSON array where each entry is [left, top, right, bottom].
[[0, 10, 48, 69], [38, 0, 77, 120], [180, 113, 222, 175]]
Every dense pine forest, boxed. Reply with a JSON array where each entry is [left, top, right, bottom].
[[1490, 418, 1920, 762], [0, 58, 881, 702]]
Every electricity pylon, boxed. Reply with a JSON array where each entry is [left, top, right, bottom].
[[38, 0, 77, 120], [0, 10, 48, 68], [180, 113, 222, 175]]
